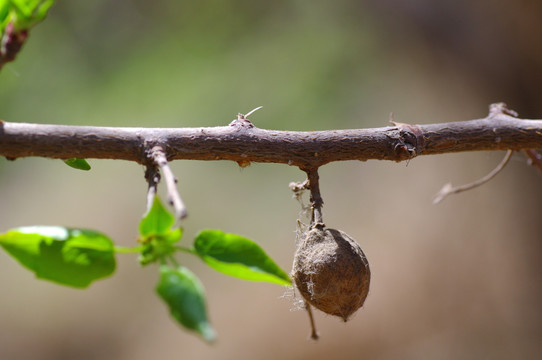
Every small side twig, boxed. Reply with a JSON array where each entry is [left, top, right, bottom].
[[144, 163, 160, 215], [433, 150, 513, 204], [150, 146, 188, 220]]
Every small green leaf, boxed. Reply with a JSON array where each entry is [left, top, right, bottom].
[[138, 197, 183, 266], [138, 230, 182, 266], [163, 228, 183, 244], [3, 0, 54, 30], [32, 0, 55, 22], [0, 226, 116, 288], [64, 158, 91, 171], [139, 196, 175, 237], [0, 2, 10, 23], [156, 265, 216, 342], [194, 230, 291, 286]]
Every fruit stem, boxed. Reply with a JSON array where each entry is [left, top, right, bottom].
[[304, 167, 325, 228]]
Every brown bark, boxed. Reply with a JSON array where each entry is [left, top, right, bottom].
[[1, 105, 541, 169]]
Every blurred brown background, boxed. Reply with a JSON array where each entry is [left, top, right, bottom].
[[1, 1, 541, 359]]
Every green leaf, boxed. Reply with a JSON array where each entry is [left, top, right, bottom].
[[0, 2, 10, 23], [0, 226, 116, 288], [163, 228, 183, 243], [139, 196, 175, 237], [1, 0, 55, 69], [2, 0, 54, 30], [193, 230, 291, 286], [64, 158, 91, 171], [32, 0, 55, 22], [138, 229, 182, 266], [138, 197, 182, 266], [156, 265, 216, 342]]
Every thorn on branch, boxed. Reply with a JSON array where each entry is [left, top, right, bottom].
[[433, 150, 513, 204], [244, 106, 263, 118], [149, 145, 188, 220], [524, 149, 542, 174], [488, 102, 518, 118], [229, 106, 263, 128]]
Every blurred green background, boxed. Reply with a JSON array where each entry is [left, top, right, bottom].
[[1, 1, 542, 359]]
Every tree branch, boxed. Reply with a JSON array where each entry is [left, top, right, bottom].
[[1, 104, 541, 168]]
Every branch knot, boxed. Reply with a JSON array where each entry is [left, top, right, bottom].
[[391, 120, 425, 159]]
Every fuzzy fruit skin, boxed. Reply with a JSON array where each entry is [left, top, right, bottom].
[[293, 227, 370, 321]]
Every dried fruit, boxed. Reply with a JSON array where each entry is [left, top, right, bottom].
[[293, 226, 370, 321]]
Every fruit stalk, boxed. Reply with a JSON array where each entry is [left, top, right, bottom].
[[304, 168, 324, 228]]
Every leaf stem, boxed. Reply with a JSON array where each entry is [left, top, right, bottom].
[[168, 255, 180, 268], [114, 245, 143, 254], [175, 246, 197, 255]]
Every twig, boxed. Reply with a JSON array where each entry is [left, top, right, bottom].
[[304, 300, 319, 340], [143, 163, 160, 215], [433, 150, 513, 204], [304, 168, 324, 228], [149, 146, 188, 220]]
